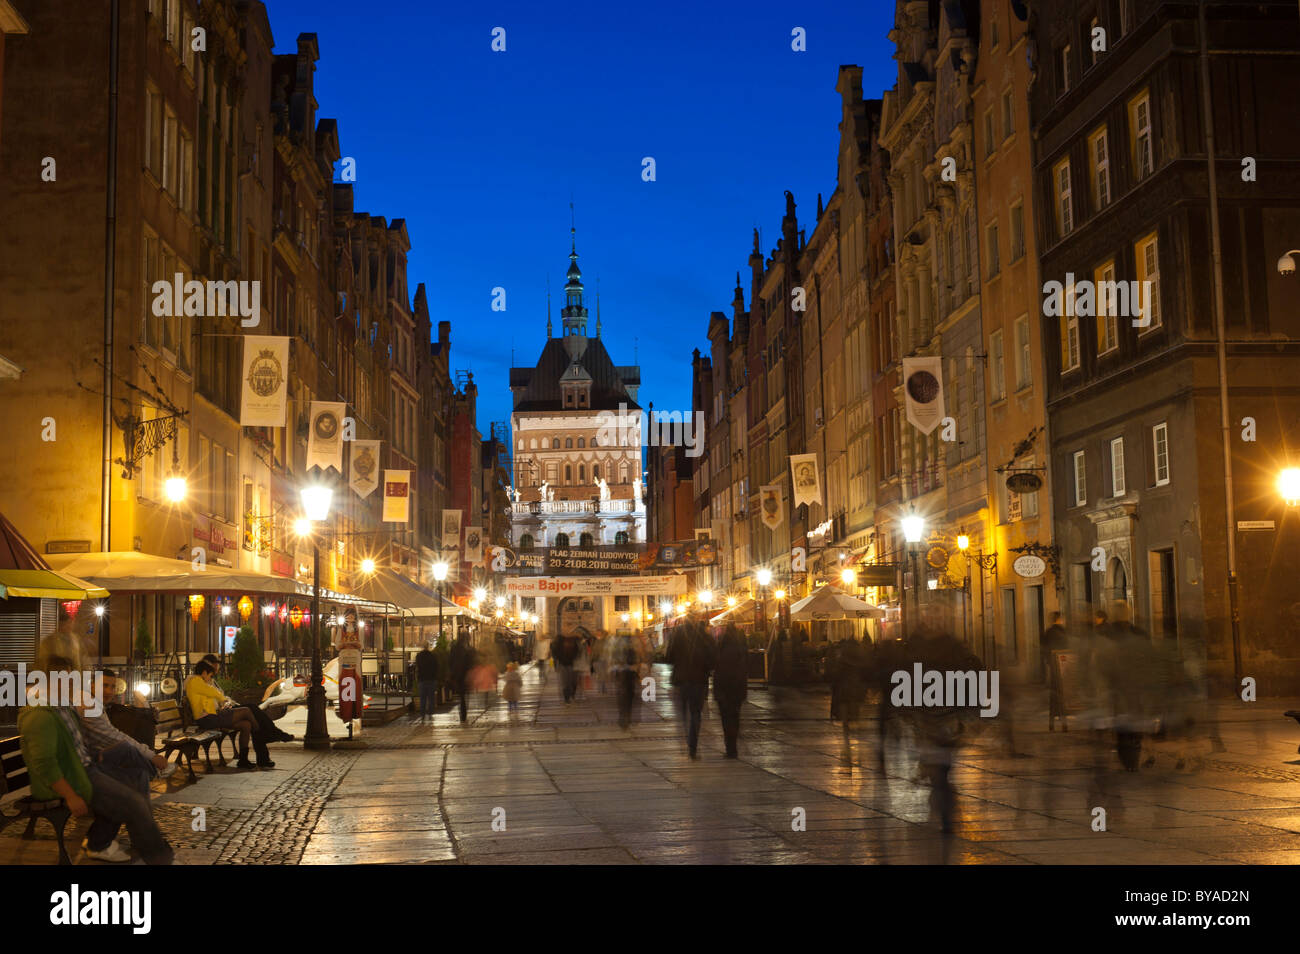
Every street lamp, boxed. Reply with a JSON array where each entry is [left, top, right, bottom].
[[432, 559, 449, 643], [1279, 467, 1300, 506], [474, 586, 487, 603], [360, 557, 376, 575], [298, 466, 338, 751], [754, 567, 772, 633], [841, 567, 856, 587], [901, 508, 925, 637]]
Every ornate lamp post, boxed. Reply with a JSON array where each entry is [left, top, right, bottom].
[[298, 465, 337, 751], [754, 567, 772, 634], [901, 509, 925, 637]]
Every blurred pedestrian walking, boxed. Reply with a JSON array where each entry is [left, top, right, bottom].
[[713, 625, 748, 758], [832, 635, 870, 754], [502, 662, 523, 717], [449, 633, 474, 724], [552, 632, 582, 703], [414, 642, 439, 723], [667, 620, 716, 759]]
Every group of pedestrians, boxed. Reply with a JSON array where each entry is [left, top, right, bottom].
[[665, 621, 748, 758]]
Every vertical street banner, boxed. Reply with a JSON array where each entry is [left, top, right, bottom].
[[382, 470, 410, 523], [348, 440, 380, 498], [441, 509, 462, 550], [789, 453, 821, 507], [759, 485, 785, 531], [239, 336, 289, 427], [902, 356, 945, 435], [464, 526, 483, 566], [307, 401, 347, 471]]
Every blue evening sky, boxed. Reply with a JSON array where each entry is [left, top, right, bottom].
[[264, 0, 898, 437]]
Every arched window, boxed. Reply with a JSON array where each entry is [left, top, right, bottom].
[[615, 531, 629, 545], [530, 438, 538, 449], [579, 532, 594, 547], [578, 438, 585, 448], [592, 436, 600, 447], [578, 464, 585, 482], [518, 439, 524, 450], [565, 438, 573, 449], [592, 464, 600, 480], [552, 438, 560, 449], [565, 465, 572, 483], [555, 533, 570, 547], [519, 534, 534, 550], [619, 462, 629, 484]]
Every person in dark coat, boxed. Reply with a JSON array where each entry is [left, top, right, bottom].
[[713, 625, 748, 758], [448, 634, 474, 724], [551, 632, 582, 703], [833, 636, 870, 751], [666, 621, 716, 759], [414, 643, 439, 723]]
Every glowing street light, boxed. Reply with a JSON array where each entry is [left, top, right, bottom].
[[755, 567, 772, 587], [294, 518, 312, 538], [774, 588, 786, 601], [726, 595, 737, 608], [698, 590, 713, 606], [841, 567, 857, 586], [494, 595, 505, 609], [1279, 467, 1300, 506], [164, 474, 187, 503], [957, 533, 970, 552], [360, 557, 376, 575], [474, 587, 487, 603]]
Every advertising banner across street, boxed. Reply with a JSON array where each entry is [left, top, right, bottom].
[[503, 575, 689, 597]]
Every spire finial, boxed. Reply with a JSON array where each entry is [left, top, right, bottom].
[[570, 201, 576, 254]]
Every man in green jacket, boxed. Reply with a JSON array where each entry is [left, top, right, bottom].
[[19, 700, 174, 864]]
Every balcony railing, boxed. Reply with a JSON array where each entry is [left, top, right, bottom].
[[509, 498, 638, 516]]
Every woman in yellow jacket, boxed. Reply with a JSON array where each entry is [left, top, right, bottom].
[[184, 661, 266, 768]]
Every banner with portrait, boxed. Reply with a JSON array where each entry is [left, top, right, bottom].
[[307, 401, 347, 471], [789, 453, 821, 508], [348, 440, 380, 499]]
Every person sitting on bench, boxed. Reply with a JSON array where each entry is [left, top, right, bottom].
[[184, 662, 269, 769], [79, 671, 177, 786], [19, 632, 174, 864], [200, 655, 293, 744]]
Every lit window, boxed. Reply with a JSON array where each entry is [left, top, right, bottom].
[[1095, 260, 1118, 354], [1014, 316, 1031, 389], [989, 330, 1006, 401], [1089, 127, 1110, 210], [1135, 232, 1161, 330]]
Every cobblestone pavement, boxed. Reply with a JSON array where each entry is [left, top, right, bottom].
[[4, 662, 1300, 864]]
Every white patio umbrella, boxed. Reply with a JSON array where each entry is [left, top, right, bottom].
[[788, 585, 886, 621]]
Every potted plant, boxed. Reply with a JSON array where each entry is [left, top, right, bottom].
[[133, 617, 153, 663]]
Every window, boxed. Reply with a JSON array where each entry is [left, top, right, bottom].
[[1130, 91, 1153, 180], [1060, 307, 1080, 372], [1002, 90, 1014, 140], [1053, 159, 1073, 238], [520, 533, 534, 550], [555, 533, 570, 548], [983, 110, 996, 158], [1056, 44, 1071, 96], [592, 465, 599, 479], [578, 464, 585, 483], [1110, 437, 1126, 496], [989, 330, 1006, 401], [565, 438, 573, 449], [614, 531, 629, 545], [1010, 202, 1025, 261], [1096, 260, 1119, 354], [1152, 423, 1170, 486], [1088, 18, 1102, 68], [141, 231, 160, 347], [579, 533, 594, 547], [146, 87, 163, 178], [565, 465, 572, 483], [577, 438, 585, 448], [1089, 127, 1110, 210], [1073, 450, 1087, 506], [551, 438, 560, 449], [1135, 232, 1161, 330], [1022, 455, 1040, 518], [1014, 316, 1031, 389], [986, 221, 1000, 277], [162, 107, 177, 196]]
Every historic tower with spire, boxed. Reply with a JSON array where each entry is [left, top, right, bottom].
[[507, 220, 647, 636]]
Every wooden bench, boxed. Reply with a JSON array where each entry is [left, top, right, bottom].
[[153, 699, 224, 782], [177, 691, 242, 765], [0, 735, 72, 865]]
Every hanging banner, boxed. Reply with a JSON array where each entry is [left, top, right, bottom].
[[349, 440, 380, 499], [789, 453, 821, 508], [504, 575, 688, 598], [307, 401, 347, 471], [464, 526, 483, 566], [441, 510, 462, 550], [902, 356, 945, 435], [382, 470, 410, 523], [239, 336, 289, 427], [759, 485, 784, 531]]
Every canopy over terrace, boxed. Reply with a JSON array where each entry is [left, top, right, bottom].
[[788, 585, 886, 621], [0, 512, 108, 600], [708, 597, 777, 627]]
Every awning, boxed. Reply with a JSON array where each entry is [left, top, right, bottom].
[[708, 598, 777, 626], [353, 568, 475, 619], [788, 584, 885, 620], [0, 568, 109, 600], [45, 550, 302, 596]]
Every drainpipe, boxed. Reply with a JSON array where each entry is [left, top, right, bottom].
[[101, 0, 121, 552], [1199, 0, 1242, 685]]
